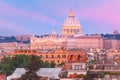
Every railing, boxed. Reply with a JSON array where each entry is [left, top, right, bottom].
[[61, 78, 120, 80], [90, 70, 120, 72], [68, 70, 86, 72]]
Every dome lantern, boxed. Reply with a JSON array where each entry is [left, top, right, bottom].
[[69, 9, 75, 17]]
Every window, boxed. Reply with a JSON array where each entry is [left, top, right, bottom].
[[24, 50, 27, 53], [67, 30, 69, 33], [78, 55, 82, 61], [62, 55, 66, 58], [46, 55, 48, 58], [51, 55, 54, 58], [58, 60, 59, 63], [33, 50, 36, 53], [57, 55, 60, 58], [74, 65, 82, 70], [70, 55, 73, 60], [28, 50, 31, 53], [15, 50, 17, 53], [40, 55, 42, 58], [33, 40, 35, 42], [20, 50, 23, 53]]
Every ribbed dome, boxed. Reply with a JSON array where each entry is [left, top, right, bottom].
[[61, 10, 83, 36], [63, 16, 81, 28]]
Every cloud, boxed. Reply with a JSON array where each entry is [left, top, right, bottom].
[[0, 1, 59, 26]]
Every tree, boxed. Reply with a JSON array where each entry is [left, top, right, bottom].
[[0, 56, 11, 74], [99, 72, 105, 79], [89, 59, 96, 64], [27, 55, 41, 71], [19, 55, 42, 80], [0, 54, 54, 77], [83, 71, 94, 80], [0, 55, 30, 76], [58, 61, 65, 66], [42, 61, 51, 68], [11, 55, 30, 68], [62, 70, 68, 78], [18, 70, 39, 80], [77, 74, 86, 78], [50, 61, 56, 68]]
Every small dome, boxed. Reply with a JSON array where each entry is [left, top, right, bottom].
[[51, 30, 57, 35], [50, 30, 57, 38]]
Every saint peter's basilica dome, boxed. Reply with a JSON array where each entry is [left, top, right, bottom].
[[61, 10, 83, 37]]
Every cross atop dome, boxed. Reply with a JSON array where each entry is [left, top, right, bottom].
[[69, 9, 75, 17]]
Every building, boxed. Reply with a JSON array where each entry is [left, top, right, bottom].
[[30, 31, 66, 50], [7, 68, 62, 80], [0, 42, 30, 50], [7, 49, 87, 65], [0, 74, 6, 80], [76, 35, 103, 50], [30, 10, 107, 50], [7, 48, 87, 79], [104, 39, 120, 50], [62, 49, 87, 78], [15, 35, 33, 41]]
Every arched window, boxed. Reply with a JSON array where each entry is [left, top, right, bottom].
[[51, 55, 54, 58], [78, 55, 82, 61], [70, 55, 73, 61], [46, 55, 48, 58]]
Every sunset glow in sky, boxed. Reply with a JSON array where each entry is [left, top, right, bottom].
[[0, 0, 120, 36]]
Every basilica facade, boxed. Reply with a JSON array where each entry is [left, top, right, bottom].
[[30, 10, 120, 50]]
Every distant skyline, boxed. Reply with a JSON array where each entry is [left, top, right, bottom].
[[0, 0, 120, 36]]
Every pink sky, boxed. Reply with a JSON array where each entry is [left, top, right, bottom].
[[0, 0, 120, 35]]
